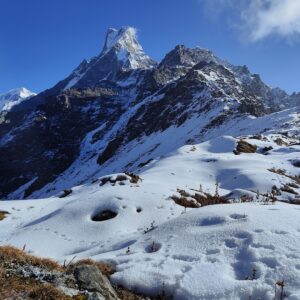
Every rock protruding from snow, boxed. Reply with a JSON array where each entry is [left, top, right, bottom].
[[0, 87, 36, 111], [74, 264, 119, 300], [160, 45, 217, 68]]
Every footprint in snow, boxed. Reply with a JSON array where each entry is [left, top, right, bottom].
[[224, 239, 238, 248], [229, 213, 247, 220], [295, 264, 300, 270], [251, 243, 275, 250], [198, 216, 226, 226], [181, 265, 192, 273], [234, 232, 252, 239], [172, 254, 198, 262], [206, 249, 221, 255], [273, 230, 289, 235]]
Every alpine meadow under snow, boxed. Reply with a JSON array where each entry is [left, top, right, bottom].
[[1, 27, 300, 299]]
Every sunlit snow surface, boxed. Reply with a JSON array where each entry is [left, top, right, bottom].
[[1, 132, 300, 299]]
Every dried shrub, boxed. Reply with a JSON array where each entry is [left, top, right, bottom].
[[269, 168, 286, 175], [281, 185, 299, 195], [171, 195, 200, 208], [114, 285, 147, 300], [269, 168, 300, 185], [171, 188, 229, 208]]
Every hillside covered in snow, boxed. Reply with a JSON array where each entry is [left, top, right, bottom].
[[1, 27, 300, 299]]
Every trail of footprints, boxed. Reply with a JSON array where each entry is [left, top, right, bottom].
[[13, 209, 300, 286]]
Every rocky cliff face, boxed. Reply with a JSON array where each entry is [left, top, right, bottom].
[[0, 27, 299, 199]]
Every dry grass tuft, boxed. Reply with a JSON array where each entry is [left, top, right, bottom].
[[0, 266, 73, 300], [0, 246, 62, 271], [27, 284, 74, 300], [115, 285, 148, 300], [269, 168, 300, 186], [0, 210, 9, 221], [69, 258, 115, 277], [171, 188, 229, 208]]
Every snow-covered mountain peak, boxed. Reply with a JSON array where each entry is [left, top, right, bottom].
[[0, 87, 36, 111], [61, 27, 156, 90], [100, 26, 155, 69], [102, 27, 141, 54]]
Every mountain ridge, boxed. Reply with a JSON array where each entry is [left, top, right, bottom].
[[0, 27, 299, 199], [0, 87, 36, 112]]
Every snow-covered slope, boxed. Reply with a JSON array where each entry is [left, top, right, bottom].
[[0, 87, 36, 111], [1, 134, 300, 298], [1, 26, 300, 299]]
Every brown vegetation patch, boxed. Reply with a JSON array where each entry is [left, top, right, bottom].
[[0, 210, 9, 221], [0, 245, 152, 300], [0, 246, 62, 271], [234, 140, 257, 155], [0, 271, 73, 300], [268, 168, 300, 185], [281, 185, 299, 195], [115, 285, 149, 300], [171, 188, 229, 208]]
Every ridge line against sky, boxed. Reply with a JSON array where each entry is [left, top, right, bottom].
[[0, 0, 299, 94]]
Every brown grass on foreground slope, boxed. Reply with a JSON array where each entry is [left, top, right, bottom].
[[0, 211, 9, 221], [0, 246, 156, 300]]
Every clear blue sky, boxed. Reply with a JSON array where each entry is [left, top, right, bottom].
[[0, 0, 299, 94]]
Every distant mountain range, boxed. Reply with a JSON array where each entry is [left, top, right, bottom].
[[0, 87, 36, 112], [0, 26, 299, 199]]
